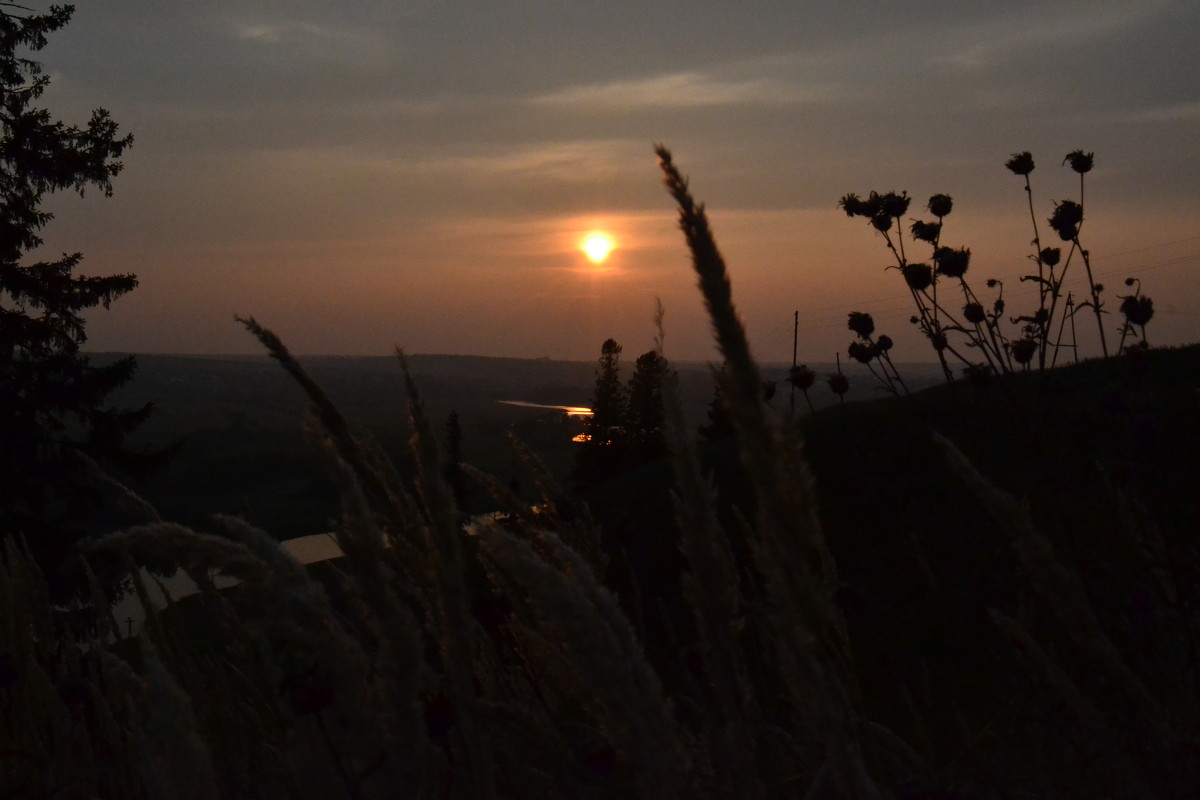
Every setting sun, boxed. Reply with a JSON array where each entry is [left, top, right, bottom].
[[581, 232, 615, 264]]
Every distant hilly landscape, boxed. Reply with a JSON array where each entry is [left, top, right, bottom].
[[96, 350, 945, 538]]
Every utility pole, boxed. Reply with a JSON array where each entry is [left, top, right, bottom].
[[790, 310, 798, 415]]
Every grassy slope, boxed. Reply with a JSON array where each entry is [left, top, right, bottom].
[[799, 343, 1199, 782]]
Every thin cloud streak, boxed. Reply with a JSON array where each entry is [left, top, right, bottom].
[[1120, 101, 1200, 123], [532, 70, 828, 109], [409, 140, 651, 183], [928, 2, 1163, 69]]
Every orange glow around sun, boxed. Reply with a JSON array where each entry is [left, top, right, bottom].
[[580, 232, 615, 264]]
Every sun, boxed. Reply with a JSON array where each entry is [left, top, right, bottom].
[[580, 232, 615, 264]]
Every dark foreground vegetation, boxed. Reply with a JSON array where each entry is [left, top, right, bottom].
[[3, 145, 1198, 799], [5, 5, 1196, 797]]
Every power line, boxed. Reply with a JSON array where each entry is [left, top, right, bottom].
[[1096, 252, 1200, 279], [1091, 234, 1200, 262]]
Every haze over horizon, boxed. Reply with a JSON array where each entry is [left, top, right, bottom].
[[28, 1, 1200, 363]]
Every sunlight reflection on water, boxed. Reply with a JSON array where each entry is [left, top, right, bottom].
[[498, 400, 593, 416]]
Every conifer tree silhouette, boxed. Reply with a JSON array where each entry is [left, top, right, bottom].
[[574, 338, 627, 483], [627, 349, 669, 464], [1, 5, 150, 599]]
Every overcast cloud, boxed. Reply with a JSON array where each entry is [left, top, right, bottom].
[[21, 0, 1199, 360]]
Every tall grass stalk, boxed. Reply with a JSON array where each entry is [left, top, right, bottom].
[[657, 145, 882, 798]]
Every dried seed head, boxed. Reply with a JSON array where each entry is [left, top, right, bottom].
[[1006, 151, 1035, 176], [871, 213, 893, 232], [881, 191, 911, 218], [848, 341, 877, 364], [927, 193, 953, 217], [910, 220, 941, 244], [934, 246, 971, 278], [876, 334, 893, 352], [963, 302, 986, 324], [838, 193, 866, 217], [902, 262, 933, 291], [847, 311, 875, 339], [1039, 247, 1061, 267], [1063, 150, 1094, 174], [1049, 200, 1084, 240], [1010, 338, 1038, 364], [788, 364, 815, 390], [827, 372, 849, 396], [1120, 295, 1154, 327], [862, 191, 886, 217]]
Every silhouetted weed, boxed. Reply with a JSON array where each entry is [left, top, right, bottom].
[[840, 151, 1154, 382]]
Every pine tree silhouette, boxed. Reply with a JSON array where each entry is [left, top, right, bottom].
[[1, 5, 154, 600], [627, 349, 669, 464], [574, 338, 627, 484]]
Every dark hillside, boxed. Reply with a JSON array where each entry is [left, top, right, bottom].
[[800, 344, 1200, 786]]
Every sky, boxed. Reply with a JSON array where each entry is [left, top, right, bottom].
[[25, 0, 1200, 363]]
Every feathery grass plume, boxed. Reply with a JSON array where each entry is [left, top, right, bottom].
[[655, 146, 763, 442], [88, 522, 274, 589], [235, 321, 529, 792], [74, 449, 163, 524], [0, 537, 96, 798], [1, 537, 53, 659], [662, 363, 764, 797], [397, 347, 497, 798], [462, 446, 599, 579], [322, 459, 429, 790], [125, 635, 220, 800], [461, 460, 531, 520], [122, 514, 420, 798], [656, 145, 881, 798], [201, 515, 419, 797], [933, 434, 1174, 762], [237, 316, 428, 557], [476, 523, 687, 796], [300, 415, 432, 604], [655, 291, 761, 794], [509, 433, 607, 573], [652, 296, 765, 795], [91, 650, 150, 796]]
